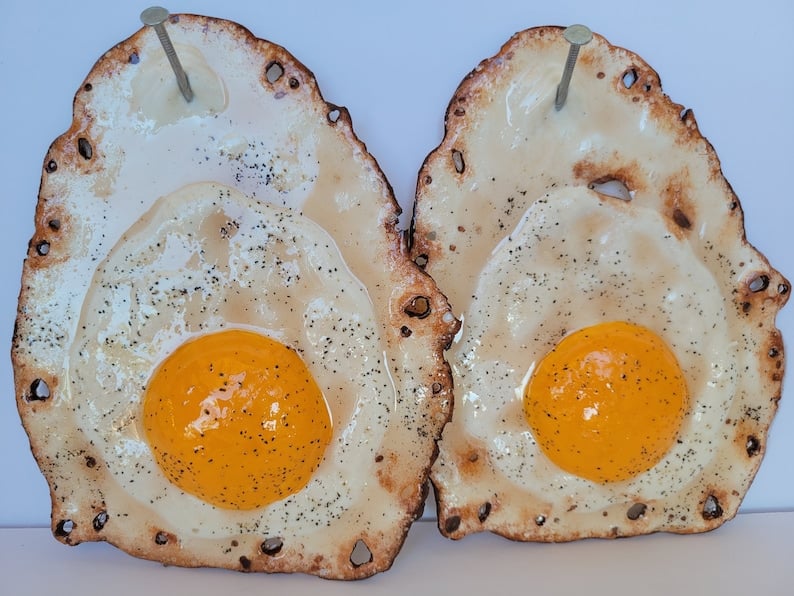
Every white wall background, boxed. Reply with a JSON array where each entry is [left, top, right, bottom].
[[0, 0, 791, 527]]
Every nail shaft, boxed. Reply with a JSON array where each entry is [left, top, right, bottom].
[[554, 25, 593, 111], [140, 7, 194, 102]]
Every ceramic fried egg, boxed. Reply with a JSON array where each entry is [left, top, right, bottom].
[[12, 14, 458, 578], [409, 26, 789, 540]]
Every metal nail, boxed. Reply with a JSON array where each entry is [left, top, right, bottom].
[[554, 24, 593, 111], [140, 6, 194, 102]]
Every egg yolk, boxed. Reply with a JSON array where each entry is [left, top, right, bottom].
[[143, 329, 332, 510], [523, 321, 687, 483]]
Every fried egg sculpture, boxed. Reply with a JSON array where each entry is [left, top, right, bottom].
[[12, 14, 458, 578], [410, 26, 789, 540]]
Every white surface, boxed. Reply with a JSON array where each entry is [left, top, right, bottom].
[[0, 0, 792, 531], [2, 514, 793, 593]]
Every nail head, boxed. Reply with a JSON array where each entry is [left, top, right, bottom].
[[140, 6, 170, 27], [563, 24, 593, 46]]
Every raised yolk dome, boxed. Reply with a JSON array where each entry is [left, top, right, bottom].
[[524, 321, 688, 483], [143, 329, 332, 509]]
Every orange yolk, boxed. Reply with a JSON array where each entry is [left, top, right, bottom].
[[143, 329, 332, 510], [523, 321, 687, 483]]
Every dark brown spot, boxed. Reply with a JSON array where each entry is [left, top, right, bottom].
[[83, 83, 93, 92], [154, 531, 169, 545], [452, 149, 465, 174], [28, 378, 50, 401], [414, 254, 428, 269], [746, 436, 760, 457], [48, 219, 61, 231], [424, 175, 432, 185], [265, 61, 284, 83], [350, 539, 372, 567], [45, 159, 58, 173], [769, 346, 780, 358], [702, 495, 723, 520], [748, 274, 770, 293], [627, 503, 647, 520], [431, 382, 442, 394], [400, 325, 412, 337], [55, 519, 74, 537], [742, 302, 751, 314], [261, 537, 283, 556], [231, 540, 239, 547], [78, 137, 93, 160], [239, 556, 251, 570], [672, 208, 691, 229], [85, 456, 96, 468], [288, 77, 299, 89], [729, 200, 738, 210], [92, 511, 108, 532], [478, 502, 492, 523], [375, 454, 384, 463], [35, 241, 50, 256], [597, 71, 605, 79], [404, 296, 431, 319], [444, 515, 461, 534], [454, 107, 465, 116]]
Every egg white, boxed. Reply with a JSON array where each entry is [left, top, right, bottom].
[[451, 186, 736, 510], [70, 182, 394, 536]]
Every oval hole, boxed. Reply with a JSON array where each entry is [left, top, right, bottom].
[[622, 68, 638, 89], [452, 149, 465, 174], [589, 178, 633, 201]]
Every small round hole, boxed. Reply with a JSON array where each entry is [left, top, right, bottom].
[[327, 108, 341, 123], [702, 495, 723, 520], [778, 283, 789, 295], [414, 254, 428, 269], [55, 519, 74, 537], [239, 556, 251, 570], [35, 241, 50, 256], [535, 515, 546, 526], [478, 502, 492, 523], [431, 382, 442, 394], [28, 378, 50, 401], [154, 531, 169, 545], [45, 159, 58, 173], [288, 77, 299, 89], [746, 436, 760, 457], [265, 61, 284, 83], [622, 68, 638, 89], [48, 219, 61, 231], [400, 325, 412, 337], [78, 137, 93, 160], [92, 511, 109, 532], [748, 274, 770, 293], [627, 503, 647, 520], [404, 296, 431, 319], [129, 52, 140, 64], [261, 537, 283, 556]]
